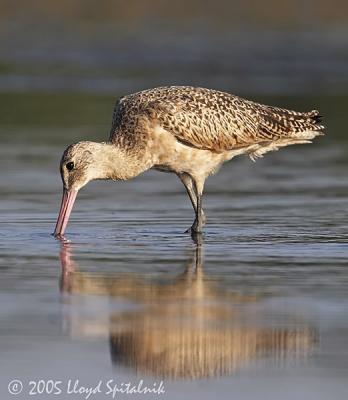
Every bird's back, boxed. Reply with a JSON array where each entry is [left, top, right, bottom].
[[109, 86, 324, 154]]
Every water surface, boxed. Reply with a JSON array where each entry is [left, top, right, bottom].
[[0, 94, 348, 399]]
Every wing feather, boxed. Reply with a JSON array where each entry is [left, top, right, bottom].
[[109, 87, 324, 153]]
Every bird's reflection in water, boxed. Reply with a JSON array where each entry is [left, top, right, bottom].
[[59, 240, 317, 380]]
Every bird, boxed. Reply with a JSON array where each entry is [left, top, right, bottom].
[[54, 85, 324, 237]]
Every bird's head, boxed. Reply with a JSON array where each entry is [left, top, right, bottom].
[[54, 141, 109, 237], [60, 141, 101, 192], [53, 140, 141, 238]]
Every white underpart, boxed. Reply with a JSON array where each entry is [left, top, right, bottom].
[[150, 126, 236, 179]]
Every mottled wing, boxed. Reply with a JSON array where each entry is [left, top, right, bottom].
[[109, 87, 324, 153], [144, 91, 324, 153]]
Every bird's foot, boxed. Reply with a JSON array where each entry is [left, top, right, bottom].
[[184, 212, 206, 234], [184, 224, 204, 234], [185, 220, 204, 234], [185, 224, 204, 244], [184, 226, 202, 234]]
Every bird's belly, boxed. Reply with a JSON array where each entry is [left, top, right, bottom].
[[153, 143, 229, 177], [149, 125, 235, 178]]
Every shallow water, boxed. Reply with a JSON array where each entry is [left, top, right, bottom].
[[0, 94, 348, 399]]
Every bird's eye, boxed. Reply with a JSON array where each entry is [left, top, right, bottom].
[[66, 162, 74, 171]]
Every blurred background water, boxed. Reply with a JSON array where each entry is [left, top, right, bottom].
[[0, 1, 348, 399]]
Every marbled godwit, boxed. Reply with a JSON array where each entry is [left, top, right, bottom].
[[54, 86, 324, 236]]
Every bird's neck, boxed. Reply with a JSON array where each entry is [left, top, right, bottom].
[[94, 142, 145, 181]]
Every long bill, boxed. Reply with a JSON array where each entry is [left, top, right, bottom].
[[54, 189, 78, 237]]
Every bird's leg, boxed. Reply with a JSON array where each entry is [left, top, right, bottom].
[[178, 173, 197, 211], [191, 177, 205, 234], [178, 173, 206, 232]]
